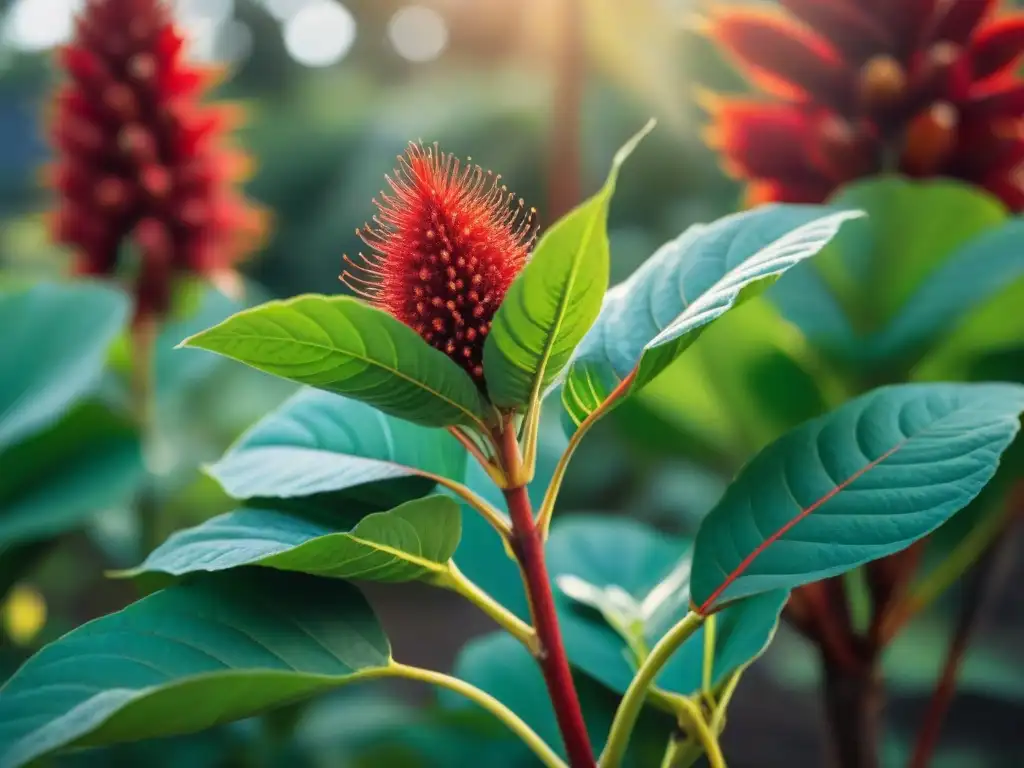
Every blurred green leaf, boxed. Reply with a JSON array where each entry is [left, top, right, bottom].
[[0, 402, 143, 548], [550, 516, 787, 698], [182, 295, 490, 429], [0, 570, 392, 768], [0, 281, 129, 451], [915, 280, 1024, 384], [826, 178, 1005, 325], [869, 219, 1024, 363], [123, 495, 461, 584], [561, 208, 859, 427], [691, 383, 1024, 611], [207, 388, 466, 507], [483, 121, 652, 408]]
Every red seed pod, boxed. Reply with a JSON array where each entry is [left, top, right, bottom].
[[48, 0, 267, 322], [342, 143, 536, 386], [701, 0, 1024, 210]]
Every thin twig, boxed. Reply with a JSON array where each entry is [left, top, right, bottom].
[[909, 518, 1020, 768]]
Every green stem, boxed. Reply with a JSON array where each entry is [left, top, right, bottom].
[[659, 733, 689, 768], [432, 475, 512, 538], [388, 662, 568, 768], [701, 614, 716, 700], [538, 370, 637, 538], [442, 561, 537, 650], [600, 612, 707, 768], [709, 666, 746, 734], [131, 318, 161, 556]]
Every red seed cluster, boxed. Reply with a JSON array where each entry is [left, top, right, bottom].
[[342, 143, 535, 386], [49, 0, 266, 320], [702, 0, 1024, 210]]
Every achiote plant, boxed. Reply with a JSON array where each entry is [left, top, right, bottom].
[[2, 124, 1024, 768]]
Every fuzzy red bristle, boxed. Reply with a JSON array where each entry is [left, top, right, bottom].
[[341, 143, 536, 386], [49, 0, 266, 321]]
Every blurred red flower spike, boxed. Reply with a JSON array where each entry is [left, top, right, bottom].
[[701, 0, 1024, 210], [48, 0, 266, 322]]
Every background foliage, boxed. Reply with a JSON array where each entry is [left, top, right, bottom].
[[1, 0, 1023, 766]]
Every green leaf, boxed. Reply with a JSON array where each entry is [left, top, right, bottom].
[[0, 570, 392, 768], [871, 218, 1024, 362], [207, 388, 467, 506], [644, 297, 833, 457], [122, 495, 461, 583], [821, 177, 1008, 324], [442, 632, 671, 767], [180, 294, 490, 428], [690, 382, 1024, 612], [561, 207, 860, 427], [0, 402, 144, 548], [0, 281, 129, 451], [483, 121, 654, 408], [768, 253, 858, 358], [914, 280, 1024, 383], [549, 517, 786, 697]]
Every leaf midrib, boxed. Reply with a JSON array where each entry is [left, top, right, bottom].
[[698, 395, 1003, 612], [525, 197, 608, 404], [195, 331, 485, 428]]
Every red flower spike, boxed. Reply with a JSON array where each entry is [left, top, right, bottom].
[[971, 15, 1024, 79], [341, 143, 536, 387], [702, 0, 1024, 211], [49, 0, 267, 322], [706, 8, 850, 106]]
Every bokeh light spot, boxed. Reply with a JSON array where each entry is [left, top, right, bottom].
[[283, 1, 356, 68], [388, 5, 448, 63], [4, 0, 83, 52]]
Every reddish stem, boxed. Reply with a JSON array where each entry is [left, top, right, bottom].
[[909, 519, 1019, 768], [499, 428, 595, 768]]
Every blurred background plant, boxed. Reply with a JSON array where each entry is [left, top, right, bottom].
[[1, 0, 1023, 766]]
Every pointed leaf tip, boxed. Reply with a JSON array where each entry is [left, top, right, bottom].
[[613, 119, 657, 168]]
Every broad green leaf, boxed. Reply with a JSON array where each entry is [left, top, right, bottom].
[[0, 282, 129, 451], [0, 570, 392, 768], [180, 294, 490, 428], [819, 177, 1007, 324], [768, 253, 858, 357], [207, 388, 466, 506], [442, 632, 671, 767], [668, 297, 832, 454], [561, 207, 860, 427], [0, 402, 144, 548], [123, 495, 461, 583], [483, 121, 654, 408], [549, 517, 786, 697], [691, 382, 1024, 612], [869, 218, 1024, 362], [915, 279, 1024, 383]]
